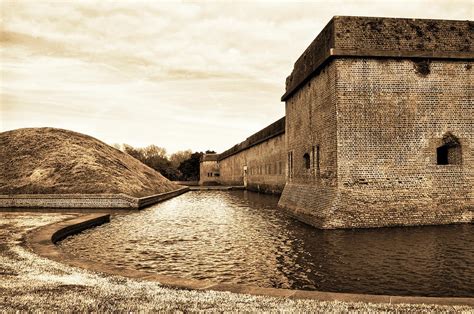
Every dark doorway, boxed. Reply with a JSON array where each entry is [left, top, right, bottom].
[[303, 153, 310, 169], [436, 132, 462, 165], [436, 145, 449, 165]]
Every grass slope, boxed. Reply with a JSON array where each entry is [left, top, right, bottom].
[[0, 127, 179, 197]]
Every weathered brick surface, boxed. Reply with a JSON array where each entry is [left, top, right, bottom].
[[199, 157, 220, 186], [200, 118, 286, 194], [204, 16, 473, 228], [280, 57, 473, 228], [218, 133, 286, 194], [284, 61, 338, 187], [278, 60, 340, 221], [283, 16, 473, 101], [332, 58, 473, 228], [334, 16, 473, 53], [218, 118, 285, 161], [279, 183, 338, 228]]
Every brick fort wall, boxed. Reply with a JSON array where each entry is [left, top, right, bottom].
[[201, 118, 286, 194], [199, 154, 220, 186], [203, 16, 473, 228], [218, 132, 286, 194], [279, 16, 473, 228]]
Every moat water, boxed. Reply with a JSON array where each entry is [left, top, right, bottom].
[[59, 190, 474, 297]]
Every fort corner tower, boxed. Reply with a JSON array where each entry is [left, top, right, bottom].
[[278, 16, 473, 228]]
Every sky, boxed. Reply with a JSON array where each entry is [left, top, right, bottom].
[[1, 0, 472, 154]]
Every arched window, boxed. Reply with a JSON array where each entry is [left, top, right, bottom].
[[437, 132, 462, 165], [303, 153, 310, 169]]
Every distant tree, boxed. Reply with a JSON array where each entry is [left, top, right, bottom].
[[120, 144, 207, 181], [170, 150, 192, 169], [122, 144, 145, 161], [141, 145, 181, 180], [121, 144, 177, 180], [178, 152, 203, 181], [142, 145, 167, 160]]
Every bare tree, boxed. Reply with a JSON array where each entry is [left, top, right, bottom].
[[170, 149, 192, 169]]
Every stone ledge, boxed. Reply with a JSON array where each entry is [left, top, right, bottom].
[[0, 187, 189, 209], [189, 186, 245, 191], [25, 213, 474, 306], [137, 187, 189, 208]]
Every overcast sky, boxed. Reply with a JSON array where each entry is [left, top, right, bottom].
[[1, 0, 472, 154]]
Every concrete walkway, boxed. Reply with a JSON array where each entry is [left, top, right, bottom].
[[0, 212, 472, 312]]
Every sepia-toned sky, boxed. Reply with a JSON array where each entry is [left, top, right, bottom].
[[1, 0, 472, 154]]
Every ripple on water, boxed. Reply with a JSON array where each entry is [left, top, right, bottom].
[[59, 190, 474, 297]]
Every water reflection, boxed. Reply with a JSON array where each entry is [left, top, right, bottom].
[[59, 191, 473, 297]]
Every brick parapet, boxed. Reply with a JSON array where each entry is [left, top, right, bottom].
[[200, 154, 219, 162], [218, 117, 285, 162], [282, 16, 474, 101]]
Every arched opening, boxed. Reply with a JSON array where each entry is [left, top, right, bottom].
[[303, 153, 310, 169], [437, 132, 462, 165]]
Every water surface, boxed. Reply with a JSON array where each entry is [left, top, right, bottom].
[[59, 190, 474, 297]]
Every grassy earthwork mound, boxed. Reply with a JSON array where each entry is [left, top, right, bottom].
[[0, 127, 179, 197]]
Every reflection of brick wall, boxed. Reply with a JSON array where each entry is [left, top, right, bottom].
[[280, 16, 473, 229]]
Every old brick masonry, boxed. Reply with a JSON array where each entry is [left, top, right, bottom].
[[201, 16, 473, 229]]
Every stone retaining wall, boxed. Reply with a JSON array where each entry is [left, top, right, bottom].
[[0, 187, 189, 209], [173, 181, 199, 186]]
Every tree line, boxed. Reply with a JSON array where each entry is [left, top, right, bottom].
[[113, 144, 215, 181]]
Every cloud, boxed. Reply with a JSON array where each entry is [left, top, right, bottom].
[[1, 0, 472, 153]]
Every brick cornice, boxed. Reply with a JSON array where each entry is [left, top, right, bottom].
[[281, 49, 474, 101]]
